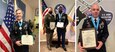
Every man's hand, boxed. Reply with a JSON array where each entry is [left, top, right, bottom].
[[15, 41, 22, 46], [96, 41, 103, 50], [78, 42, 85, 52]]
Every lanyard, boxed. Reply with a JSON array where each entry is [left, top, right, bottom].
[[58, 13, 62, 20], [18, 22, 22, 27], [91, 16, 100, 30]]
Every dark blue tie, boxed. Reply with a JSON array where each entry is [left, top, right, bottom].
[[95, 19, 97, 26]]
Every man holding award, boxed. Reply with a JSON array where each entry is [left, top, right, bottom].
[[78, 3, 109, 52], [56, 6, 68, 51], [10, 9, 33, 52], [44, 7, 55, 50]]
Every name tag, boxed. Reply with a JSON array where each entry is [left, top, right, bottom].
[[57, 22, 64, 28], [21, 35, 34, 45], [50, 22, 55, 30]]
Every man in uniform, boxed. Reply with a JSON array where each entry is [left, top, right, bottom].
[[78, 3, 109, 52], [56, 6, 68, 51], [10, 9, 32, 52], [44, 7, 55, 50]]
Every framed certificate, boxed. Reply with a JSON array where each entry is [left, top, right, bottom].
[[21, 35, 34, 45], [50, 22, 55, 30], [56, 22, 64, 28], [80, 28, 97, 49]]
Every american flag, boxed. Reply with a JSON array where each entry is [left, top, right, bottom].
[[0, 1, 15, 52], [41, 0, 48, 26], [41, 0, 49, 34]]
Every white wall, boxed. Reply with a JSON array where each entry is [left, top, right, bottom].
[[22, 0, 35, 21]]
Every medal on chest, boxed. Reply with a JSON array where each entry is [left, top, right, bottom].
[[97, 31, 99, 34], [18, 22, 23, 30], [91, 17, 100, 30], [19, 27, 22, 30]]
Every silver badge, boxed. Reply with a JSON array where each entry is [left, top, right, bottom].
[[19, 27, 22, 30], [97, 31, 99, 34]]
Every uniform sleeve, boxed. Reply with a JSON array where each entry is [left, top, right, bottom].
[[101, 20, 109, 43], [55, 14, 58, 27], [44, 15, 50, 29], [78, 19, 87, 43], [10, 22, 17, 43], [64, 14, 68, 28]]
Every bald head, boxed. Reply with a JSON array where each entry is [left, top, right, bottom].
[[90, 3, 100, 18]]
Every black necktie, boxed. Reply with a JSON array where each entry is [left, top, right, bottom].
[[95, 19, 97, 25], [18, 21, 22, 26], [19, 21, 21, 24]]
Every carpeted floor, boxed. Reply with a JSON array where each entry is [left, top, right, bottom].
[[40, 42, 75, 52]]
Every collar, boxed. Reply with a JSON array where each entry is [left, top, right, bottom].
[[59, 13, 63, 15], [92, 17, 99, 21]]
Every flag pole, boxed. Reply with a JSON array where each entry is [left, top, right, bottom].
[[14, 0, 17, 14]]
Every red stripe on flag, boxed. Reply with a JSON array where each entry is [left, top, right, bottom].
[[43, 8, 49, 17], [42, 8, 49, 26], [0, 40, 9, 52], [0, 27, 14, 52]]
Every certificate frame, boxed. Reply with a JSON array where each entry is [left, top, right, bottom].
[[21, 35, 34, 45], [80, 28, 97, 49], [50, 22, 55, 30], [56, 22, 64, 28]]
